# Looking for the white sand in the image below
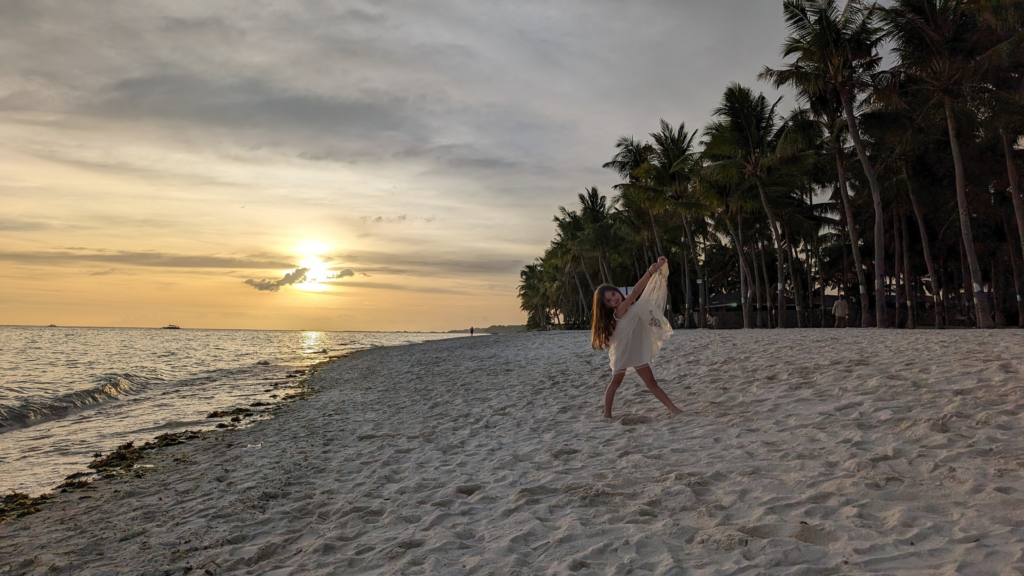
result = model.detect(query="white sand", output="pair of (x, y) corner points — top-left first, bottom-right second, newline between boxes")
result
(2, 330), (1023, 575)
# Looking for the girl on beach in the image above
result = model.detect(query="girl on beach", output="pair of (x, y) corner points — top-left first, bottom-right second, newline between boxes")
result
(591, 256), (682, 418)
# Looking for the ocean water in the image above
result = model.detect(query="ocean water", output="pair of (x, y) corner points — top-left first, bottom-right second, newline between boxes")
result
(0, 326), (462, 495)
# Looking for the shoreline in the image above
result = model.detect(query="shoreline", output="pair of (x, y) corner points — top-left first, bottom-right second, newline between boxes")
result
(0, 331), (466, 497)
(2, 330), (1023, 574)
(0, 324), (495, 333)
(0, 352), (334, 500)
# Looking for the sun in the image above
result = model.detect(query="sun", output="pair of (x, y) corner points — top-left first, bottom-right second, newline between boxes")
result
(294, 241), (333, 292)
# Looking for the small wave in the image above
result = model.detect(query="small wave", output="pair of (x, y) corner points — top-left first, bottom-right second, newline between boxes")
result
(0, 373), (157, 432)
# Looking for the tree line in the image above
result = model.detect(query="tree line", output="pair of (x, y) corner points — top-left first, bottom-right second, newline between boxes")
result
(518, 0), (1024, 330)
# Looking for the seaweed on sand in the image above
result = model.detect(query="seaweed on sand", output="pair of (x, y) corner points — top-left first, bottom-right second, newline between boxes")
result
(57, 479), (93, 492)
(141, 430), (204, 450)
(205, 408), (253, 419)
(0, 491), (53, 522)
(88, 441), (144, 471)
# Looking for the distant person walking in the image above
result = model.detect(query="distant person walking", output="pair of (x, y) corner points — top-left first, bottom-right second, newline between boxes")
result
(470, 326), (474, 336)
(591, 256), (682, 418)
(832, 296), (849, 328)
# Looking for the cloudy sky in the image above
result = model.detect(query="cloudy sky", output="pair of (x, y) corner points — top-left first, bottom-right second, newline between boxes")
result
(0, 0), (791, 331)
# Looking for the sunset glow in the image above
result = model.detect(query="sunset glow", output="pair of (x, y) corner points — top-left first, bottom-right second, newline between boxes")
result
(0, 2), (791, 331)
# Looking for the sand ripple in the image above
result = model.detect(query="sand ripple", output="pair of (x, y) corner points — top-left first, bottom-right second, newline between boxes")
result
(2, 330), (1023, 575)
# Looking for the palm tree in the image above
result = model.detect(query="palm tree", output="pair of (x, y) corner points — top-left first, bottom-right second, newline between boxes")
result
(603, 135), (665, 255)
(518, 262), (549, 330)
(974, 0), (1024, 272)
(649, 120), (703, 256)
(882, 0), (999, 327)
(518, 1), (1024, 331)
(576, 187), (618, 285)
(696, 164), (760, 327)
(604, 125), (713, 326)
(863, 91), (948, 327)
(552, 209), (596, 318)
(762, 58), (874, 328)
(704, 84), (811, 327)
(762, 0), (888, 326)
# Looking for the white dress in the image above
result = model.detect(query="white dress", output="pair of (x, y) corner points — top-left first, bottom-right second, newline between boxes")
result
(608, 265), (673, 373)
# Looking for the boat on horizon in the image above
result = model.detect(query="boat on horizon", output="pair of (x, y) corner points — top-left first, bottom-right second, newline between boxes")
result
(47, 324), (58, 327)
(162, 324), (181, 330)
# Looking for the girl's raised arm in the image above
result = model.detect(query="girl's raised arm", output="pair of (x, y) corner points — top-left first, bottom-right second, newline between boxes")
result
(615, 256), (667, 317)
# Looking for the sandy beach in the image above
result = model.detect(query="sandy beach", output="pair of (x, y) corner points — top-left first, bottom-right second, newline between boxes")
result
(2, 330), (1023, 575)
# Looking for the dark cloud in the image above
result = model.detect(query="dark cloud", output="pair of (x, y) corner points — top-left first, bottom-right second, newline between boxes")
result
(244, 268), (309, 292)
(87, 74), (422, 144)
(0, 249), (294, 269)
(0, 0), (789, 190)
(328, 269), (355, 279)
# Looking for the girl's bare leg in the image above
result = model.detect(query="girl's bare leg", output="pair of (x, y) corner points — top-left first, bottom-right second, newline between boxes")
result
(604, 371), (626, 418)
(635, 365), (683, 414)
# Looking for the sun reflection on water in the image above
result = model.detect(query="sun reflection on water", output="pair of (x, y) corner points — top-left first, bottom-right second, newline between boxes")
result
(300, 331), (329, 356)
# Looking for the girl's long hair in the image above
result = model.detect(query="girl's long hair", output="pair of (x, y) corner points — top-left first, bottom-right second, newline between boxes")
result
(591, 284), (620, 350)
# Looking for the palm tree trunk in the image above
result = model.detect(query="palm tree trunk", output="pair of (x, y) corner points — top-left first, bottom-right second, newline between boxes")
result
(742, 220), (755, 323)
(816, 236), (826, 327)
(569, 264), (588, 321)
(805, 240), (814, 327)
(902, 212), (915, 329)
(841, 93), (887, 327)
(759, 244), (775, 328)
(741, 216), (757, 325)
(940, 254), (951, 326)
(754, 179), (787, 327)
(649, 211), (664, 256)
(945, 96), (994, 328)
(681, 254), (692, 328)
(1002, 129), (1024, 263)
(753, 241), (764, 328)
(682, 217), (709, 327)
(666, 289), (677, 329)
(904, 166), (942, 328)
(993, 259), (1006, 327)
(1005, 217), (1024, 328)
(959, 236), (974, 326)
(598, 254), (613, 286)
(784, 235), (805, 328)
(836, 155), (872, 328)
(894, 211), (903, 328)
(726, 217), (751, 328)
(843, 239), (850, 301)
(700, 267), (710, 328)
(782, 223), (806, 327)
(1011, 247), (1024, 328)
(578, 256), (596, 293)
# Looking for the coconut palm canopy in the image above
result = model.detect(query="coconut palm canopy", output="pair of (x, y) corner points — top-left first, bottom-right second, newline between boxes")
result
(520, 0), (1024, 330)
